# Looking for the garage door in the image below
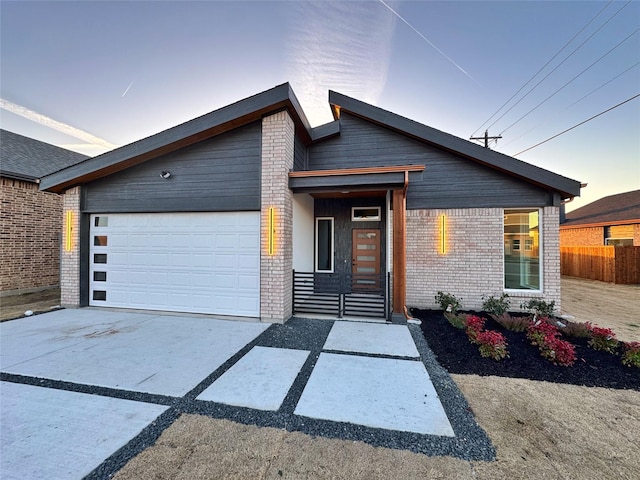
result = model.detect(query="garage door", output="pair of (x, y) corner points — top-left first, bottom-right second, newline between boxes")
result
(89, 212), (260, 317)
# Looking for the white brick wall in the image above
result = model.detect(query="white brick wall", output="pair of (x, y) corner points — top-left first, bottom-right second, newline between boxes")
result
(60, 186), (81, 307)
(260, 111), (295, 323)
(406, 206), (562, 312)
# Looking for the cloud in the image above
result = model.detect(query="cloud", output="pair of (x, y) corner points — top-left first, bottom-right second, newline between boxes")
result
(0, 98), (117, 150)
(285, 1), (398, 126)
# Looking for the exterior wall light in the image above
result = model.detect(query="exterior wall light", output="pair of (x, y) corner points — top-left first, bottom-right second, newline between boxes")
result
(440, 214), (446, 254)
(160, 170), (172, 179)
(65, 210), (73, 252)
(268, 207), (276, 255)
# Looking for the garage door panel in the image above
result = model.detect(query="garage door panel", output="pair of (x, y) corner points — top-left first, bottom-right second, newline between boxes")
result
(90, 212), (260, 317)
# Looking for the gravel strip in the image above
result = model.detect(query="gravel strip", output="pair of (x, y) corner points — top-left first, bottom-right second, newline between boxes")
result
(2, 317), (495, 479)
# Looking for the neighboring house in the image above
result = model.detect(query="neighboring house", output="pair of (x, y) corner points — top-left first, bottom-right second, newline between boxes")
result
(1, 129), (88, 295)
(560, 190), (640, 246)
(40, 83), (582, 323)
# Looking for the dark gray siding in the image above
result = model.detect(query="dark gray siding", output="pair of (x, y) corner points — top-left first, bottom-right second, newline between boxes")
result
(83, 122), (261, 212)
(294, 134), (307, 171)
(308, 113), (553, 209)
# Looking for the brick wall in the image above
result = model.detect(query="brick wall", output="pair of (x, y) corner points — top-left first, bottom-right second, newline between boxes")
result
(260, 111), (295, 323)
(0, 177), (62, 294)
(560, 226), (604, 246)
(60, 186), (81, 307)
(406, 206), (562, 311)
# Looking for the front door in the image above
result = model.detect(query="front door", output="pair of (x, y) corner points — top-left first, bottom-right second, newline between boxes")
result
(352, 229), (381, 290)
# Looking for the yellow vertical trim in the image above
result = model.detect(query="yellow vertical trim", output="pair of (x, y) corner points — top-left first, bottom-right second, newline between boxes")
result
(268, 207), (275, 255)
(440, 214), (446, 255)
(65, 210), (73, 251)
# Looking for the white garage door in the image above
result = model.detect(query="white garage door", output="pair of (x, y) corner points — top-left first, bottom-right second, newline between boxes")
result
(89, 212), (260, 317)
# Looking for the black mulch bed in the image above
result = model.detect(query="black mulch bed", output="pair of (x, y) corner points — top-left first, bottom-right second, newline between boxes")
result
(412, 309), (640, 391)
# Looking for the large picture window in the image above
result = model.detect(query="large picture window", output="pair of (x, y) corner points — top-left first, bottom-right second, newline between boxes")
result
(315, 217), (334, 272)
(504, 209), (541, 290)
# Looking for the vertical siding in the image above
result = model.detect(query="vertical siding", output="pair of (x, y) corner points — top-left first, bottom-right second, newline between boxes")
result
(83, 122), (261, 213)
(308, 113), (552, 209)
(294, 134), (307, 171)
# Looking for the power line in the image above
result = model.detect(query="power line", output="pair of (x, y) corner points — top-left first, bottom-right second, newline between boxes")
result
(471, 0), (614, 137)
(489, 0), (631, 134)
(500, 27), (639, 135)
(512, 93), (640, 156)
(501, 60), (640, 148)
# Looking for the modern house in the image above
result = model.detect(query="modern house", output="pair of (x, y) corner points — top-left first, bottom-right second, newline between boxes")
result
(1, 129), (88, 296)
(560, 190), (640, 246)
(40, 83), (582, 322)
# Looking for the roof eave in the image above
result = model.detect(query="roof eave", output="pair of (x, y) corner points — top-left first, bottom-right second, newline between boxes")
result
(1, 170), (39, 183)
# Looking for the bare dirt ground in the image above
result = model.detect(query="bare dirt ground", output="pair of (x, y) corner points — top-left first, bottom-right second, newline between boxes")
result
(561, 276), (640, 342)
(114, 376), (640, 480)
(0, 288), (61, 322)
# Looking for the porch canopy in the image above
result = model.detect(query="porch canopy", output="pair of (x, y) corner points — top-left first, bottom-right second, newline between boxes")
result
(289, 164), (425, 322)
(288, 165), (425, 194)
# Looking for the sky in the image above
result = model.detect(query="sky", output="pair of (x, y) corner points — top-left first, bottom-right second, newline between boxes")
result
(1, 0), (638, 212)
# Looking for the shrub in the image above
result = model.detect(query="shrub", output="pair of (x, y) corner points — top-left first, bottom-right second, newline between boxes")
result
(435, 291), (462, 313)
(527, 319), (576, 366)
(526, 319), (557, 347)
(492, 312), (532, 332)
(476, 330), (509, 361)
(463, 315), (508, 361)
(465, 315), (486, 344)
(521, 299), (555, 317)
(559, 320), (592, 338)
(541, 335), (577, 366)
(587, 325), (619, 354)
(481, 293), (511, 316)
(444, 312), (467, 329)
(621, 342), (640, 368)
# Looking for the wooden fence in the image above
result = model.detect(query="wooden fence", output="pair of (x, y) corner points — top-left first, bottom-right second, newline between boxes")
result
(560, 246), (640, 284)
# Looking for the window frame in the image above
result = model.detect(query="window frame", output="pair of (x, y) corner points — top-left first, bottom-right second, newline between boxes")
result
(503, 208), (543, 293)
(351, 206), (381, 222)
(315, 217), (335, 273)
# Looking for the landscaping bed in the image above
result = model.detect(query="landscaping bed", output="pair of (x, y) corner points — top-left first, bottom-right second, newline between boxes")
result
(413, 309), (640, 391)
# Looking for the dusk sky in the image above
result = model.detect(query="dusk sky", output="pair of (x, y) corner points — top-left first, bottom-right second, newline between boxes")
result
(1, 1), (638, 211)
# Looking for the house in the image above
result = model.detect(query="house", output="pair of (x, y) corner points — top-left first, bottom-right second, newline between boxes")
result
(560, 190), (640, 246)
(39, 83), (582, 322)
(1, 130), (88, 296)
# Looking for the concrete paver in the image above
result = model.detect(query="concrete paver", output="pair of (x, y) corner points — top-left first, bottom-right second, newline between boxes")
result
(294, 352), (454, 436)
(323, 321), (420, 357)
(197, 346), (310, 410)
(1, 381), (168, 480)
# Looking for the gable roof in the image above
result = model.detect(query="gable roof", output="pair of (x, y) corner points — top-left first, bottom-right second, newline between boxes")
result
(40, 83), (314, 193)
(328, 91), (582, 199)
(1, 129), (88, 182)
(561, 190), (640, 228)
(40, 83), (582, 199)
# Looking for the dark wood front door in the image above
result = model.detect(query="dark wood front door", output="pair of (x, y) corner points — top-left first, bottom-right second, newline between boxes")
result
(352, 229), (381, 290)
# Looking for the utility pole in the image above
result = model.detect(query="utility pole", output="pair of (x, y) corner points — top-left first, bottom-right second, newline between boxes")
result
(470, 130), (502, 148)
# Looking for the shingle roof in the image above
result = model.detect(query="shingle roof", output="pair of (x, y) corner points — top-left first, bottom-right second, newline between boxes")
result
(1, 129), (88, 182)
(562, 190), (640, 227)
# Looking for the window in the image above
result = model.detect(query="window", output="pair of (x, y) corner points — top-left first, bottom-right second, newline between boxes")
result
(315, 217), (334, 272)
(504, 209), (541, 290)
(352, 207), (381, 222)
(605, 225), (633, 246)
(94, 216), (108, 227)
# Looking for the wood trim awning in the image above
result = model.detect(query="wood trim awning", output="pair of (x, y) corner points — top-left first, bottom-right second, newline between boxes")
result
(289, 165), (425, 193)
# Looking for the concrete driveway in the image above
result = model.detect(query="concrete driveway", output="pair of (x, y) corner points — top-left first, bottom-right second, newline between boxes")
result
(1, 309), (492, 479)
